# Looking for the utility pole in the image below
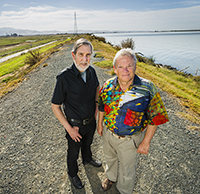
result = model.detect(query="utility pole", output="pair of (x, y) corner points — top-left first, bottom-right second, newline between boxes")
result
(74, 12), (78, 35)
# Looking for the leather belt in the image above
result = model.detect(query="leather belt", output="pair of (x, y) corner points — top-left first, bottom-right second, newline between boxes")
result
(109, 129), (133, 140)
(67, 116), (94, 125)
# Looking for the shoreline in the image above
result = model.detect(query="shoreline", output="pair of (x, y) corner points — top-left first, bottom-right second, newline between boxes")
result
(93, 29), (200, 34)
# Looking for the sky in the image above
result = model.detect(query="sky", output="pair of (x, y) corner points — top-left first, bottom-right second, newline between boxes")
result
(0, 0), (200, 32)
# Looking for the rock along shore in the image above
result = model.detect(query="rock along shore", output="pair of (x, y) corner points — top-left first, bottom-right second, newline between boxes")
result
(0, 42), (199, 194)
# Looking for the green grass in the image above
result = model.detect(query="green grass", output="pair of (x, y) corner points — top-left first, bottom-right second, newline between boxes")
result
(0, 34), (72, 58)
(0, 55), (27, 77)
(93, 60), (113, 68)
(0, 34), (69, 47)
(94, 52), (104, 58)
(0, 36), (71, 77)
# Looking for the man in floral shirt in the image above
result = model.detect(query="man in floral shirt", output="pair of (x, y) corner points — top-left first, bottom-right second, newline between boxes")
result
(97, 48), (169, 194)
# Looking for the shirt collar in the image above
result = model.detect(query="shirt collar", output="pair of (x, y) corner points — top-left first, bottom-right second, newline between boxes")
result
(112, 74), (141, 88)
(72, 63), (91, 78)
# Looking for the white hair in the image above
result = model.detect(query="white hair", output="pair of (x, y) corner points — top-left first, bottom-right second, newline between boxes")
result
(113, 48), (137, 67)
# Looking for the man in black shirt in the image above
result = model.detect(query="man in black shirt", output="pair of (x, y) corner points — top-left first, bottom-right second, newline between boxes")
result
(51, 38), (101, 189)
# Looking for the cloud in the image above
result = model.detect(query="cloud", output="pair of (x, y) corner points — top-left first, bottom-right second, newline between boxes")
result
(3, 4), (17, 7)
(0, 5), (200, 31)
(180, 1), (200, 6)
(0, 6), (72, 30)
(75, 6), (200, 31)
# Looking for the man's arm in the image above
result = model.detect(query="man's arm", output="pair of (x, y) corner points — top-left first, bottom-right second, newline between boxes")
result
(95, 86), (100, 119)
(137, 125), (157, 155)
(97, 111), (104, 136)
(51, 103), (82, 142)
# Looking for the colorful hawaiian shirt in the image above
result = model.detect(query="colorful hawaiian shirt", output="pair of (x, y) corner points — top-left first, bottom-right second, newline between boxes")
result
(98, 75), (169, 136)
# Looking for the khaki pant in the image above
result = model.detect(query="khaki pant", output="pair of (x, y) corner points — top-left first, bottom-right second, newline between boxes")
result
(103, 128), (144, 194)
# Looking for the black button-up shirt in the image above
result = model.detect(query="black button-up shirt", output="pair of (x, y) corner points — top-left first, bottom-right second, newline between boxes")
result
(51, 63), (99, 120)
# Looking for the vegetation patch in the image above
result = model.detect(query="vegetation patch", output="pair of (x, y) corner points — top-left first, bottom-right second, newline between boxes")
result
(93, 60), (113, 69)
(25, 50), (42, 66)
(0, 34), (72, 58)
(94, 52), (104, 58)
(120, 38), (135, 49)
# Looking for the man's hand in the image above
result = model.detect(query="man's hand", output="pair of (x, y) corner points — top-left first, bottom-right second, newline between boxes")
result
(137, 141), (150, 155)
(97, 125), (103, 136)
(137, 125), (157, 155)
(68, 126), (82, 142)
(51, 103), (82, 142)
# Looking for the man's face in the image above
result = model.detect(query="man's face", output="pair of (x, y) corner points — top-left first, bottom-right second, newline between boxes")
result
(114, 55), (136, 86)
(71, 45), (91, 72)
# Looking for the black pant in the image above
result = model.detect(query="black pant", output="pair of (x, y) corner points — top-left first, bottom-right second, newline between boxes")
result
(66, 119), (96, 177)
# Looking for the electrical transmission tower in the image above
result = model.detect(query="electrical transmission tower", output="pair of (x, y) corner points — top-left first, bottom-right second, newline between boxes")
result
(74, 12), (78, 35)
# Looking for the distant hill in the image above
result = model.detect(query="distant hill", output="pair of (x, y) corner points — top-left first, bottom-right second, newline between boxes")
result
(0, 27), (113, 36)
(1, 27), (199, 36)
(0, 27), (65, 36)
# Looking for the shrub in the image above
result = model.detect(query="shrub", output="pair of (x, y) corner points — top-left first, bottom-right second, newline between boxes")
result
(25, 50), (42, 66)
(136, 53), (146, 63)
(92, 35), (106, 43)
(121, 38), (135, 49)
(193, 75), (200, 83)
(147, 55), (156, 64)
(114, 44), (122, 50)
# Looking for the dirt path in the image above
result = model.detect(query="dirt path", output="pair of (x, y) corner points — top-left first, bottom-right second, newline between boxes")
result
(0, 43), (199, 194)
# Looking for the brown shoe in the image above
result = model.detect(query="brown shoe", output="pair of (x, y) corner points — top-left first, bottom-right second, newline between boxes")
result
(101, 178), (114, 192)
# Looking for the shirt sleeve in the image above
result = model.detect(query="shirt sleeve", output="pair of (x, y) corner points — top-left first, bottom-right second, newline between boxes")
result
(98, 85), (105, 112)
(91, 67), (99, 88)
(147, 92), (169, 125)
(51, 75), (67, 105)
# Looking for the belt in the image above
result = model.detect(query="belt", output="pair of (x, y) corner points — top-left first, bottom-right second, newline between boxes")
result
(109, 129), (133, 140)
(67, 116), (94, 125)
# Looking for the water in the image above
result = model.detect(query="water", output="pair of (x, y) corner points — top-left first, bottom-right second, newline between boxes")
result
(94, 32), (200, 75)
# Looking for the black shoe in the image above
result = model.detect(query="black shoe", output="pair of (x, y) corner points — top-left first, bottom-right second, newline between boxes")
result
(69, 175), (84, 189)
(84, 158), (102, 167)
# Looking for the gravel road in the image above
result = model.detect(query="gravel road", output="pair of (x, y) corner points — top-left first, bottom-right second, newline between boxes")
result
(0, 42), (199, 194)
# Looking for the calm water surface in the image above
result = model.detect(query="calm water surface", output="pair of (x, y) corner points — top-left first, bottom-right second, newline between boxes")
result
(95, 32), (200, 75)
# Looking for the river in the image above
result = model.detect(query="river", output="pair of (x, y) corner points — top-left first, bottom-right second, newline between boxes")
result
(94, 31), (200, 75)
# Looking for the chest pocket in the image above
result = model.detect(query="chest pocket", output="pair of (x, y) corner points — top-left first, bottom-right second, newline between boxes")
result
(124, 109), (144, 127)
